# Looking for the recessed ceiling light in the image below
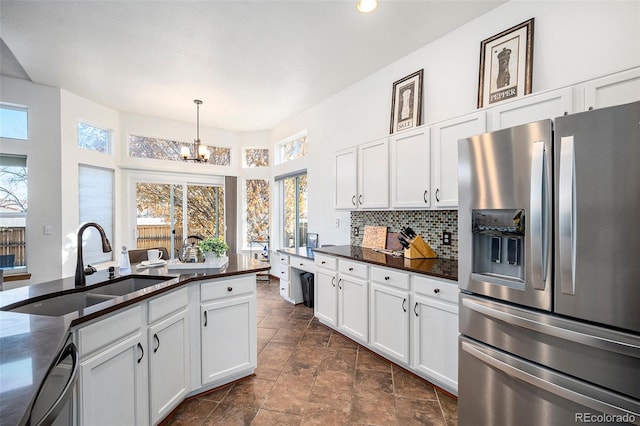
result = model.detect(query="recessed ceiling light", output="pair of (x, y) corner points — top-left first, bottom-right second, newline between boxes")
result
(356, 0), (378, 13)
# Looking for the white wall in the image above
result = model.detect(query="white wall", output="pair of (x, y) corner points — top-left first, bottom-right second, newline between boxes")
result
(0, 76), (62, 286)
(268, 0), (640, 247)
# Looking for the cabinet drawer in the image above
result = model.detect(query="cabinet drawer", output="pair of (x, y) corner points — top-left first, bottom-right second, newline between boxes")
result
(413, 275), (458, 304)
(279, 254), (290, 265)
(201, 276), (256, 302)
(279, 279), (289, 298)
(78, 305), (143, 357)
(338, 259), (368, 280)
(314, 254), (337, 270)
(148, 287), (188, 324)
(370, 266), (409, 290)
(278, 267), (290, 281)
(291, 257), (314, 272)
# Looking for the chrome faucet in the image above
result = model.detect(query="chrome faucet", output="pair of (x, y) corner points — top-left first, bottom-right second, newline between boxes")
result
(75, 222), (112, 287)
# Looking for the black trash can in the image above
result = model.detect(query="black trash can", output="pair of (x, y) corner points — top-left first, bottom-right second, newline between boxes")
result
(300, 272), (314, 308)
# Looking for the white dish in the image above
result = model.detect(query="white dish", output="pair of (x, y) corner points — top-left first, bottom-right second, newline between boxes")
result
(138, 259), (167, 268)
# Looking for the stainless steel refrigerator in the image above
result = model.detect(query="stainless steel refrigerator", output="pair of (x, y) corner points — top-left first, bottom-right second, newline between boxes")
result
(457, 101), (640, 426)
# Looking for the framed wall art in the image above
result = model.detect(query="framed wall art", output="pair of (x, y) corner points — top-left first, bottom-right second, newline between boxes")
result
(390, 69), (423, 133)
(477, 18), (534, 108)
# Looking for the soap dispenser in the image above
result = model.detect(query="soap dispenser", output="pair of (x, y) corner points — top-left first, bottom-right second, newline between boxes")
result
(119, 246), (131, 275)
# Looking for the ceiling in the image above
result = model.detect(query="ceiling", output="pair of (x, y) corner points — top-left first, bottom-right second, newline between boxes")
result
(0, 1), (504, 132)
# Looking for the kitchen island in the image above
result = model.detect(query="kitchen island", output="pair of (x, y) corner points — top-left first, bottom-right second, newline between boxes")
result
(0, 255), (269, 426)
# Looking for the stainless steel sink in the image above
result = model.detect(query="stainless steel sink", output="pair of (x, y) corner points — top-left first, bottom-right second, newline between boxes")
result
(87, 276), (171, 296)
(9, 292), (119, 316)
(7, 276), (174, 317)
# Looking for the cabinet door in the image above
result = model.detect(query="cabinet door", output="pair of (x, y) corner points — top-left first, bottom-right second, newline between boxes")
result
(390, 127), (430, 208)
(79, 333), (148, 426)
(369, 282), (410, 365)
(584, 67), (640, 111)
(334, 147), (358, 209)
(432, 112), (486, 208)
(489, 87), (574, 130)
(358, 138), (389, 209)
(412, 294), (459, 393)
(201, 294), (256, 385)
(315, 270), (338, 327)
(337, 275), (368, 343)
(149, 309), (189, 425)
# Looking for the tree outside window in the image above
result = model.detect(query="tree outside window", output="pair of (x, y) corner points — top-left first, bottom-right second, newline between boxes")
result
(246, 179), (269, 245)
(282, 174), (307, 248)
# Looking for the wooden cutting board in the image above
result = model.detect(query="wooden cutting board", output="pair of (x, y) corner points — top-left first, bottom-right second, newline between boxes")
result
(362, 225), (387, 249)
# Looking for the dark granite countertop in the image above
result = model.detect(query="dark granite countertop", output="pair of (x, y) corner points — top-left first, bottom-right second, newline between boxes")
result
(312, 245), (458, 282)
(276, 247), (316, 260)
(0, 254), (269, 426)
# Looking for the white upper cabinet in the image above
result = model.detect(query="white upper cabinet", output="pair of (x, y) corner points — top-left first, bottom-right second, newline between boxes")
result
(489, 87), (575, 131)
(583, 67), (640, 111)
(334, 147), (358, 209)
(390, 126), (430, 209)
(358, 137), (389, 209)
(431, 112), (486, 208)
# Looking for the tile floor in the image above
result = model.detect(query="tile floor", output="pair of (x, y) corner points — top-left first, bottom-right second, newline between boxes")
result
(164, 278), (458, 425)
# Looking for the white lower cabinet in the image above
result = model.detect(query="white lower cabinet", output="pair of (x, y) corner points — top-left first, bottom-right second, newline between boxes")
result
(77, 306), (148, 426)
(337, 260), (368, 344)
(411, 276), (459, 392)
(148, 310), (189, 424)
(369, 281), (410, 365)
(315, 269), (338, 327)
(75, 274), (258, 425)
(200, 276), (257, 386)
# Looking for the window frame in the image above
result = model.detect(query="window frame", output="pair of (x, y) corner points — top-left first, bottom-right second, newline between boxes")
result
(0, 103), (29, 141)
(277, 170), (307, 249)
(0, 154), (28, 275)
(77, 121), (112, 155)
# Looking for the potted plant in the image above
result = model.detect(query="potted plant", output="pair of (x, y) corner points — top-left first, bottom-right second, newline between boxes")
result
(199, 237), (229, 267)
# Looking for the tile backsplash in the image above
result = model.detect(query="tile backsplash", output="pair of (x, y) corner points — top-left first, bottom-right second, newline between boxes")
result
(351, 210), (458, 260)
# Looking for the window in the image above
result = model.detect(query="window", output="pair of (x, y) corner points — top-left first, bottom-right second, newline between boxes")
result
(243, 148), (269, 168)
(246, 179), (269, 245)
(0, 104), (28, 140)
(279, 172), (307, 248)
(78, 122), (110, 154)
(278, 134), (307, 164)
(129, 135), (231, 166)
(135, 181), (224, 255)
(78, 165), (114, 264)
(0, 155), (28, 273)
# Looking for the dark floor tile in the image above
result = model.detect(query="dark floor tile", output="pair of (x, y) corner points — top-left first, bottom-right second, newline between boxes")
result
(436, 388), (459, 426)
(198, 383), (233, 403)
(262, 375), (314, 415)
(327, 332), (359, 351)
(356, 348), (392, 373)
(220, 377), (274, 409)
(169, 396), (218, 423)
(252, 409), (302, 425)
(349, 391), (396, 425)
(202, 401), (258, 425)
(395, 396), (447, 426)
(300, 385), (352, 426)
(255, 341), (295, 380)
(392, 365), (438, 401)
(354, 368), (394, 396)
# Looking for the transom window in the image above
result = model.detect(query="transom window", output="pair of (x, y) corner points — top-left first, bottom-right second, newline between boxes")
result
(129, 135), (231, 166)
(0, 104), (28, 140)
(78, 122), (111, 154)
(243, 148), (269, 168)
(277, 134), (307, 164)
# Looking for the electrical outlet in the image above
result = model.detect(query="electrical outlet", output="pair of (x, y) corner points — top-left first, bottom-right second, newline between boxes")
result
(443, 231), (452, 245)
(353, 226), (359, 236)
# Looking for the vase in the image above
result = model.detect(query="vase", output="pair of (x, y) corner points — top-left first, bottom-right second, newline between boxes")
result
(204, 252), (228, 268)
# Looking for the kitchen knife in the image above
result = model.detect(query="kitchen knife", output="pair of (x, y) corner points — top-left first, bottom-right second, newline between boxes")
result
(405, 227), (417, 239)
(397, 236), (410, 249)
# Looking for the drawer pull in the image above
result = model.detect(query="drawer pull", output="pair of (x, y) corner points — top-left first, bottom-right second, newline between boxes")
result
(227, 286), (233, 292)
(414, 302), (419, 317)
(281, 288), (285, 291)
(348, 267), (354, 271)
(331, 277), (336, 287)
(300, 263), (304, 266)
(322, 261), (326, 264)
(402, 298), (407, 312)
(338, 279), (343, 290)
(204, 311), (208, 327)
(137, 343), (144, 363)
(281, 271), (285, 274)
(384, 276), (390, 281)
(434, 288), (440, 294)
(153, 333), (160, 353)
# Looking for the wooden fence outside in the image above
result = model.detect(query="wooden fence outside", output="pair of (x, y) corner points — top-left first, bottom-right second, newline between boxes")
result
(136, 225), (184, 255)
(0, 227), (26, 267)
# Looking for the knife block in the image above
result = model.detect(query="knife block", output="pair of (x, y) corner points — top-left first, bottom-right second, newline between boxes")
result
(404, 236), (437, 259)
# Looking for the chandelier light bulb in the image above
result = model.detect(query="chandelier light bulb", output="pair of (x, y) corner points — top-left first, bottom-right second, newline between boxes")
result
(356, 0), (378, 13)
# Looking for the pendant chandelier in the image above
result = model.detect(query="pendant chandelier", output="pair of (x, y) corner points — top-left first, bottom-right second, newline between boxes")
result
(181, 99), (210, 162)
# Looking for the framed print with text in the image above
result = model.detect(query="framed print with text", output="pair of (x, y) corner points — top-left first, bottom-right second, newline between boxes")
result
(477, 18), (534, 108)
(390, 69), (423, 133)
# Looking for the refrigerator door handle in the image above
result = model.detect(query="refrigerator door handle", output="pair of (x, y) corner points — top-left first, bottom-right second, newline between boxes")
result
(462, 297), (640, 358)
(530, 141), (550, 290)
(559, 136), (577, 295)
(461, 340), (640, 423)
